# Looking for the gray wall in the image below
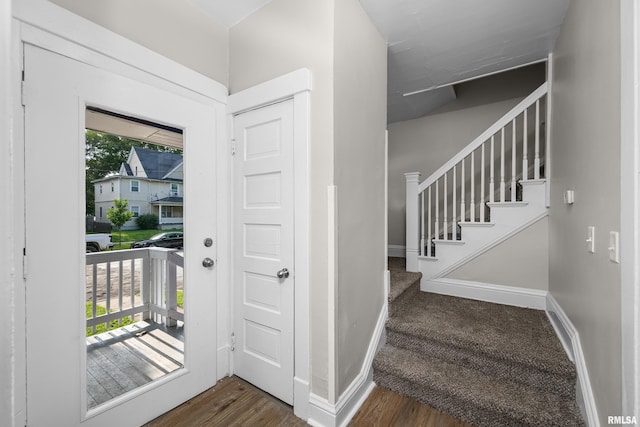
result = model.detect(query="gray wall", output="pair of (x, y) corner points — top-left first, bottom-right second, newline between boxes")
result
(49, 0), (229, 85)
(387, 65), (545, 247)
(333, 0), (386, 396)
(446, 217), (548, 290)
(230, 0), (335, 398)
(549, 0), (622, 421)
(230, 0), (387, 399)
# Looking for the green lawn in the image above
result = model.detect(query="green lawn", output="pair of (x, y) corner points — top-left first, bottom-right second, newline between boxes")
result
(86, 302), (133, 336)
(86, 292), (183, 337)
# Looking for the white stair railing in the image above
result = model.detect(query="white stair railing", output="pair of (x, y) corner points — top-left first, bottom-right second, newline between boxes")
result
(405, 83), (548, 270)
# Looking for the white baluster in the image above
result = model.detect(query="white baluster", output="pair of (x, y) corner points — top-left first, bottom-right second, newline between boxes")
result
(523, 108), (528, 180)
(461, 158), (466, 222)
(511, 118), (517, 201)
(118, 260), (124, 316)
(453, 164), (457, 240)
(500, 128), (506, 202)
(490, 135), (495, 203)
(443, 171), (448, 240)
(435, 179), (440, 240)
(106, 262), (111, 316)
(480, 143), (485, 222)
(130, 259), (135, 309)
(420, 192), (425, 256)
(535, 99), (541, 179)
(470, 151), (475, 222)
(428, 186), (432, 256)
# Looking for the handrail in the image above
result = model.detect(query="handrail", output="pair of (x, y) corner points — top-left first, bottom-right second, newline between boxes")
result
(418, 82), (547, 193)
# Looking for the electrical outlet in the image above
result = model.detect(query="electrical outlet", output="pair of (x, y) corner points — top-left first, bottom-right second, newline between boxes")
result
(586, 226), (595, 253)
(609, 231), (620, 263)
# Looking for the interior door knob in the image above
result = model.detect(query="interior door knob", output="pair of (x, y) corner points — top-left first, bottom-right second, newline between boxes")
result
(276, 268), (289, 279)
(202, 257), (214, 268)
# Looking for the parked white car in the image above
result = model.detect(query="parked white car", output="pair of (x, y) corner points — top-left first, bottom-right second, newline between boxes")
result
(86, 233), (114, 252)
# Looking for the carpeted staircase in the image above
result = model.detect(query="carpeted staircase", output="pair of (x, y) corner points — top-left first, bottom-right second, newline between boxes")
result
(373, 258), (585, 427)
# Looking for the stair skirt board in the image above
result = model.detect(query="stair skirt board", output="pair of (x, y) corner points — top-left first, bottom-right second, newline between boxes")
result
(308, 298), (388, 427)
(418, 211), (549, 281)
(546, 294), (599, 427)
(422, 278), (548, 310)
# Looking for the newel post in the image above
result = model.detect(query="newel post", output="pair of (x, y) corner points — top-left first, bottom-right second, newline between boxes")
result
(405, 172), (421, 272)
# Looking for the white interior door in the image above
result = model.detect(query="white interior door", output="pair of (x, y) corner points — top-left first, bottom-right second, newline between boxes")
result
(24, 44), (219, 426)
(233, 100), (295, 404)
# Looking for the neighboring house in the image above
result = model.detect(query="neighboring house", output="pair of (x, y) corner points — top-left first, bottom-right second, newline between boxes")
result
(93, 146), (184, 229)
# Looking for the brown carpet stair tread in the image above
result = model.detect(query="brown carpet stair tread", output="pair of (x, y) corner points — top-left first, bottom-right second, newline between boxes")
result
(374, 346), (584, 427)
(386, 292), (574, 378)
(376, 257), (584, 426)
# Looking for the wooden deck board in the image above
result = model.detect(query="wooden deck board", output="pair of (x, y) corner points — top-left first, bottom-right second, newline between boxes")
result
(86, 322), (184, 409)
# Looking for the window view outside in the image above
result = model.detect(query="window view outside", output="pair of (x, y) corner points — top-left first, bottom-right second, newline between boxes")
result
(84, 124), (186, 409)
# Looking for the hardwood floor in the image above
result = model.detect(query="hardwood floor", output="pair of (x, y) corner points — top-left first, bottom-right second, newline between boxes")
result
(145, 376), (475, 427)
(145, 376), (306, 427)
(350, 386), (475, 427)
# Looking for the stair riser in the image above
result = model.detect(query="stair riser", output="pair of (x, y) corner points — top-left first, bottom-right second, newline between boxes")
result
(388, 280), (420, 317)
(521, 181), (546, 203)
(374, 369), (558, 427)
(386, 329), (576, 399)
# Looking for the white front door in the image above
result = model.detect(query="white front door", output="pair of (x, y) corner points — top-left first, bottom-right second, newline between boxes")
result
(24, 44), (219, 426)
(233, 100), (295, 404)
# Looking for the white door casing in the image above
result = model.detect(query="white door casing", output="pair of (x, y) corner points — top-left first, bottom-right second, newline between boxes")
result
(24, 44), (219, 426)
(233, 99), (295, 404)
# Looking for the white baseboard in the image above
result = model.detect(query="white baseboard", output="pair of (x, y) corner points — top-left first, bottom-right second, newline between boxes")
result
(423, 278), (548, 310)
(294, 377), (311, 420)
(307, 299), (387, 427)
(545, 294), (599, 427)
(388, 245), (405, 258)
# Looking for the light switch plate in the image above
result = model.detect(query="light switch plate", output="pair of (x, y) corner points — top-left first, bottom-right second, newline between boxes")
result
(586, 226), (595, 253)
(609, 231), (620, 263)
(563, 190), (574, 204)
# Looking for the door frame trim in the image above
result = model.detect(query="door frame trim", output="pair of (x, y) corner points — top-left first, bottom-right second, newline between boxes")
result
(620, 0), (640, 418)
(228, 68), (312, 420)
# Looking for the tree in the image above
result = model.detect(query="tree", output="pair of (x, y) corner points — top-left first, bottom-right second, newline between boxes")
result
(107, 198), (135, 245)
(85, 130), (182, 215)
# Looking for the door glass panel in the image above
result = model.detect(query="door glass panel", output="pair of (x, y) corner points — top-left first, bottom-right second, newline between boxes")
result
(84, 108), (185, 409)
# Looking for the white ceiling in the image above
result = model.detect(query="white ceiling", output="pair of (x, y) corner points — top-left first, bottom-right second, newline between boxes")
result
(189, 0), (570, 123)
(359, 0), (571, 122)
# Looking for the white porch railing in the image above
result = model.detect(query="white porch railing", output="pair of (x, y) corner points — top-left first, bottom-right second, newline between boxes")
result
(85, 247), (183, 334)
(405, 83), (548, 272)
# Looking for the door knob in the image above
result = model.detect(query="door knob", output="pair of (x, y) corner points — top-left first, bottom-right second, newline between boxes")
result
(202, 257), (214, 268)
(276, 268), (290, 279)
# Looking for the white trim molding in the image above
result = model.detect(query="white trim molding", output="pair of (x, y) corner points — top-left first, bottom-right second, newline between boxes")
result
(227, 68), (312, 420)
(308, 300), (386, 427)
(620, 0), (640, 419)
(423, 278), (548, 310)
(388, 244), (406, 258)
(545, 294), (599, 427)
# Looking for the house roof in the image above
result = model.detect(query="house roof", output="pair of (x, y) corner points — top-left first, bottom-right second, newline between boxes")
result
(132, 147), (183, 180)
